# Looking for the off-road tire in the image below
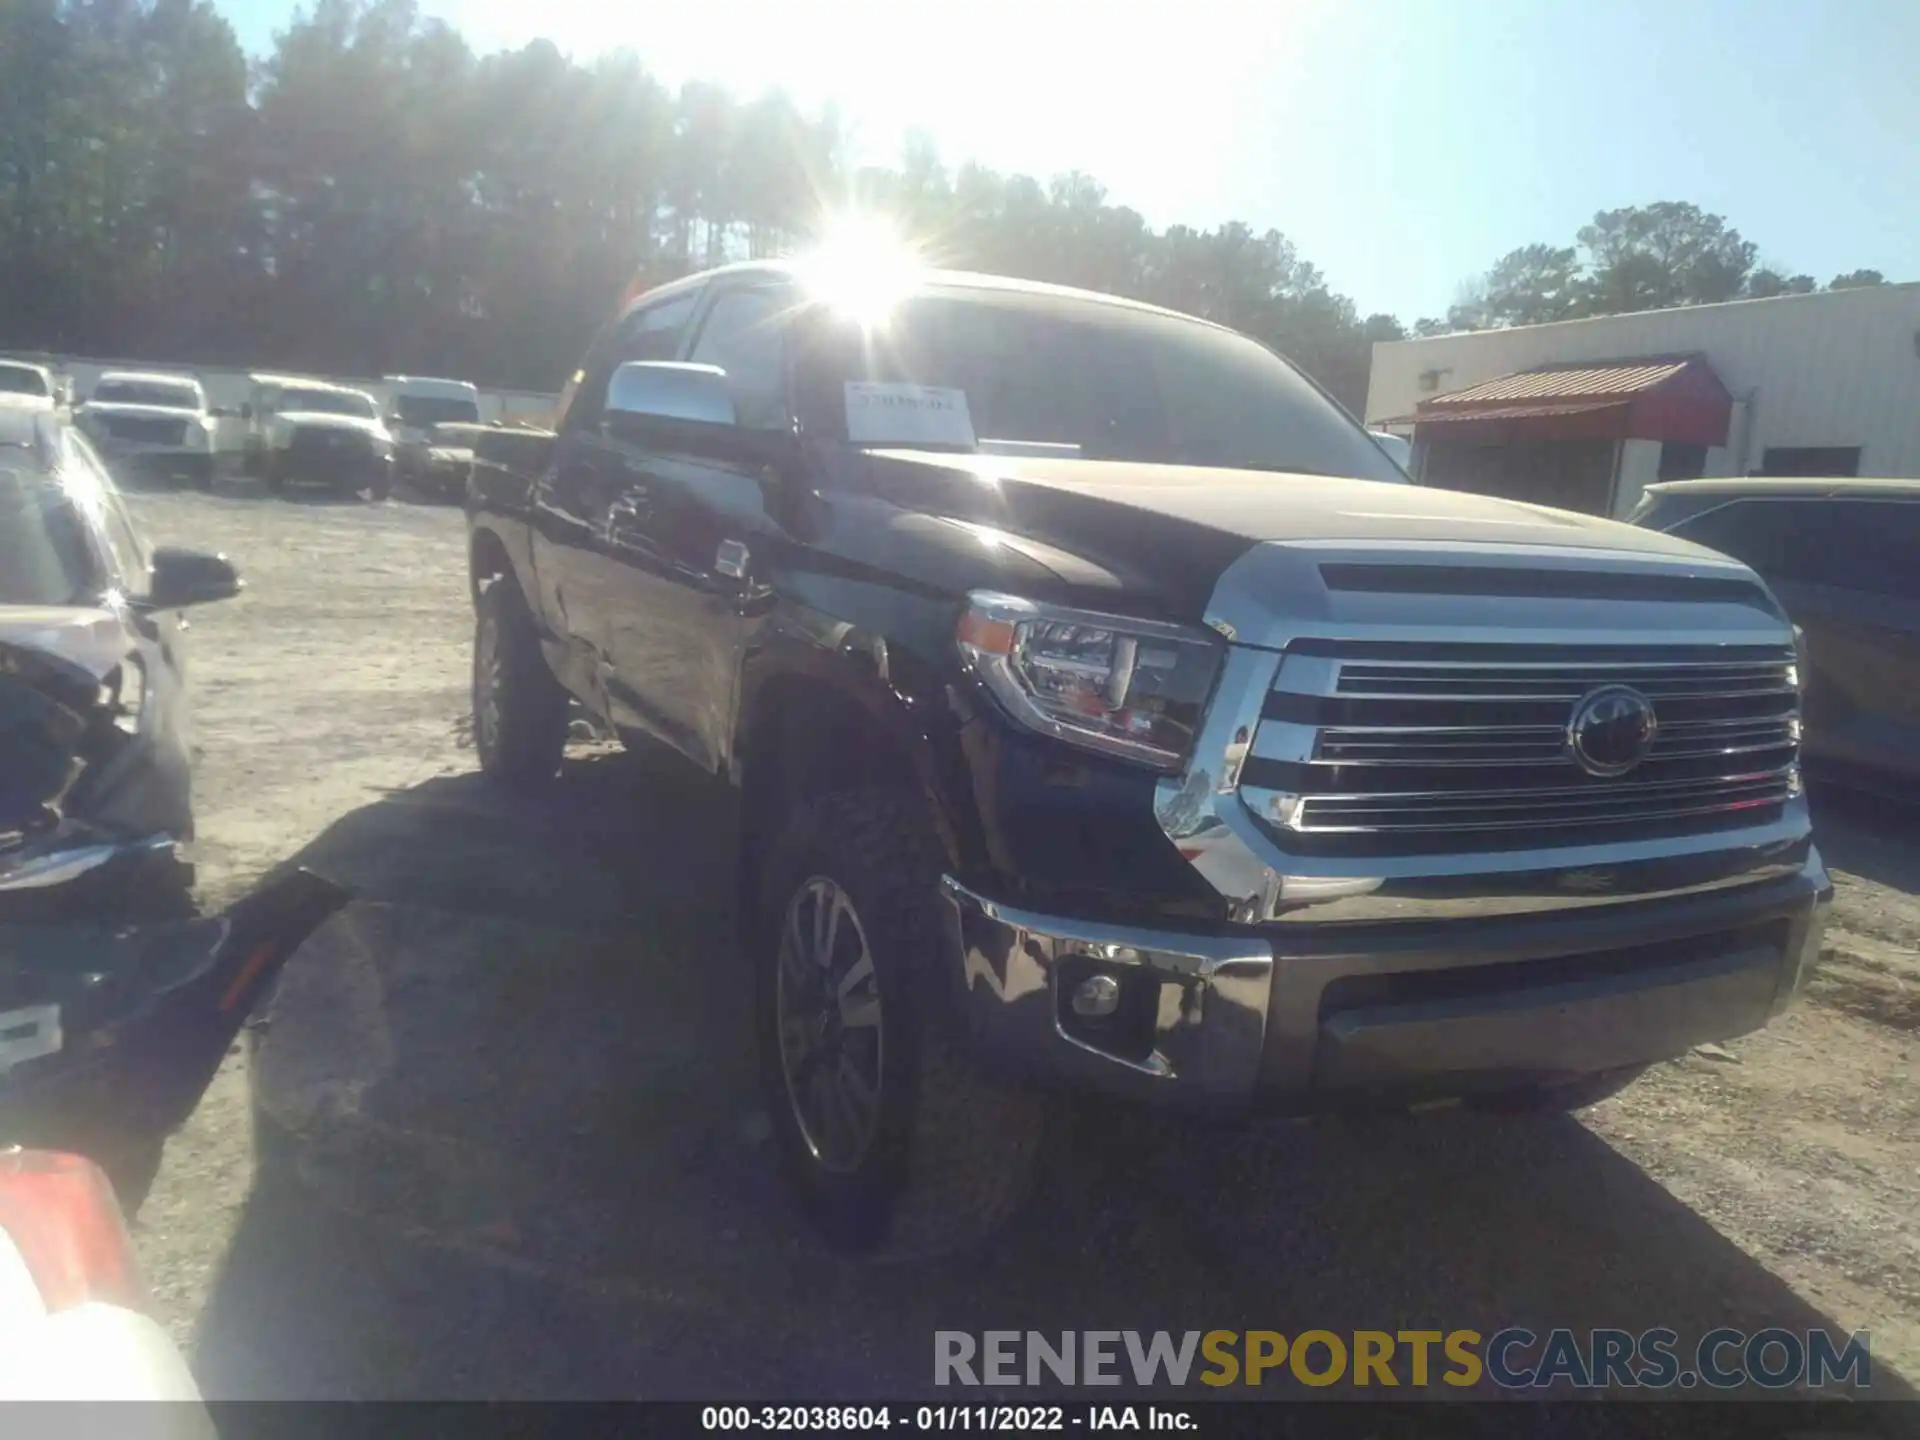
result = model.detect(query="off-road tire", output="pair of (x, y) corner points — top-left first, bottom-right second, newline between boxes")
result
(473, 576), (568, 789)
(755, 789), (1045, 1259)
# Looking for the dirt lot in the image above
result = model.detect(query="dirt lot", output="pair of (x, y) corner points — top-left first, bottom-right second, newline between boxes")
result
(117, 481), (1919, 1408)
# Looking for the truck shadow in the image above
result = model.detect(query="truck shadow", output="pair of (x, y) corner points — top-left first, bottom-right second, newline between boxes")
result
(189, 748), (1914, 1408)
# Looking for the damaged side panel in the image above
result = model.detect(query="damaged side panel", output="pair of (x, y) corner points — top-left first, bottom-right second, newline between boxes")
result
(0, 632), (193, 917)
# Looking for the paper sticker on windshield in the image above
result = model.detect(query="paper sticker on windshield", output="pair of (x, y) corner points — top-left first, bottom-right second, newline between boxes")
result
(844, 383), (975, 448)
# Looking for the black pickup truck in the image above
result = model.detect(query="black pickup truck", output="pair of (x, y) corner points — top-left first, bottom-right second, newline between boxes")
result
(465, 261), (1831, 1256)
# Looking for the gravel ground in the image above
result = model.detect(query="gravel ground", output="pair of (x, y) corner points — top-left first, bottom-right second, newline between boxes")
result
(118, 480), (1919, 1408)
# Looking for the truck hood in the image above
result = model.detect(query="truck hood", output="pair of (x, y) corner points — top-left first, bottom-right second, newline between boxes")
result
(854, 451), (1727, 620)
(277, 412), (385, 437)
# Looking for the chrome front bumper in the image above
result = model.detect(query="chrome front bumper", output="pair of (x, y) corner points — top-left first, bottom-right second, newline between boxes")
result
(941, 852), (1831, 1108)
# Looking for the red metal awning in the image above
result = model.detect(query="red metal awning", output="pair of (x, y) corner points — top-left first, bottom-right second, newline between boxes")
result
(1385, 355), (1732, 446)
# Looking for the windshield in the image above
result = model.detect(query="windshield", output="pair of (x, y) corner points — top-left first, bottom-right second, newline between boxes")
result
(395, 395), (478, 427)
(0, 464), (98, 605)
(0, 365), (49, 397)
(92, 379), (200, 410)
(796, 286), (1404, 482)
(280, 388), (376, 418)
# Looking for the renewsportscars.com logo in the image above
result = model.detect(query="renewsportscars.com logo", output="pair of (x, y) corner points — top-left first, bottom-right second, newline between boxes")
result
(934, 1328), (1873, 1391)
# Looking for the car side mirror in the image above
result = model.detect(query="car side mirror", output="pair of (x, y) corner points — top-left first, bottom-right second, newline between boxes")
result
(143, 546), (242, 610)
(238, 402), (253, 421)
(604, 362), (737, 431)
(209, 406), (235, 419)
(386, 411), (404, 426)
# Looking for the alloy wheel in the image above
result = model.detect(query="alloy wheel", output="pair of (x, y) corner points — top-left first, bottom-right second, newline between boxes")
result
(775, 876), (884, 1174)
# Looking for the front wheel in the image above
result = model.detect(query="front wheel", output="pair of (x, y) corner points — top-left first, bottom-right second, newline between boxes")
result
(756, 790), (1044, 1259)
(473, 577), (569, 788)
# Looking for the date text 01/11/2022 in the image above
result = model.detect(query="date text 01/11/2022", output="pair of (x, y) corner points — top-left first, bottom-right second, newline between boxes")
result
(700, 1406), (1196, 1431)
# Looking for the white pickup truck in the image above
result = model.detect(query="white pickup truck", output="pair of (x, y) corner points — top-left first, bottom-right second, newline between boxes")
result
(75, 371), (220, 488)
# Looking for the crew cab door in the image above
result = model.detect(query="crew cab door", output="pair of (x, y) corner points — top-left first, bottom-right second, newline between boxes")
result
(597, 281), (794, 773)
(530, 288), (702, 712)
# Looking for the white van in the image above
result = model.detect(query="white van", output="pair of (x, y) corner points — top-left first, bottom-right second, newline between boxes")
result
(381, 376), (481, 496)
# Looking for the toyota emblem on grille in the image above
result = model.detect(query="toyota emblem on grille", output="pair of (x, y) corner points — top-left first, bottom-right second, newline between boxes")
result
(1566, 685), (1658, 777)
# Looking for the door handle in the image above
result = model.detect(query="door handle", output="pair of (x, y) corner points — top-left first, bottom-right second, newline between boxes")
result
(602, 496), (644, 544)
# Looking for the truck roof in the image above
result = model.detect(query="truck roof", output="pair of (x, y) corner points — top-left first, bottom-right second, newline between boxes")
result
(255, 374), (369, 398)
(1645, 477), (1920, 500)
(97, 369), (202, 391)
(383, 375), (479, 396)
(629, 260), (1233, 333)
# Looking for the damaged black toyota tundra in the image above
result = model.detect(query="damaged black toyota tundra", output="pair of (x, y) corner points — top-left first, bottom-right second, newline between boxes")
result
(465, 260), (1832, 1255)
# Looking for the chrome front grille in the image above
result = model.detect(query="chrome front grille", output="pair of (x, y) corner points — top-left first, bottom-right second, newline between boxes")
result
(1239, 640), (1801, 856)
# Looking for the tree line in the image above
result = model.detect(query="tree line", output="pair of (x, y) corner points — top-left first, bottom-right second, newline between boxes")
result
(0, 0), (1897, 411)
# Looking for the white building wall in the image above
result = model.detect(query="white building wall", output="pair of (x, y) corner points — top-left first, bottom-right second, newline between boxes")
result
(1613, 439), (1663, 518)
(1367, 282), (1920, 478)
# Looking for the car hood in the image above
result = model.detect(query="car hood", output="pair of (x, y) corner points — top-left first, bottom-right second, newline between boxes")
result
(853, 451), (1729, 619)
(81, 403), (204, 421)
(276, 412), (385, 437)
(0, 393), (54, 412)
(0, 607), (127, 684)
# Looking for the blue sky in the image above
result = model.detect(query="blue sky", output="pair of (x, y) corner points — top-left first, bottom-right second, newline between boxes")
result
(222, 0), (1918, 323)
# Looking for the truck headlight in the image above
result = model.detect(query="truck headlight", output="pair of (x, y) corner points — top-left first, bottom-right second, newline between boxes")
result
(956, 592), (1224, 770)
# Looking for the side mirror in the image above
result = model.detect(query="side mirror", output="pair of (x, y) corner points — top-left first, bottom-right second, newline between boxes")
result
(386, 412), (404, 426)
(143, 546), (241, 610)
(209, 406), (236, 419)
(604, 362), (736, 430)
(238, 402), (253, 421)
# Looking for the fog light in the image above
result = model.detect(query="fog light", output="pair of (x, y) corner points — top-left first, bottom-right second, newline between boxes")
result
(1070, 973), (1122, 1018)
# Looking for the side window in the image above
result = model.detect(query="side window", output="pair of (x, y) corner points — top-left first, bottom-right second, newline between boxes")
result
(1674, 500), (1793, 578)
(63, 431), (146, 584)
(687, 286), (792, 432)
(617, 291), (701, 364)
(1812, 501), (1920, 599)
(566, 290), (704, 434)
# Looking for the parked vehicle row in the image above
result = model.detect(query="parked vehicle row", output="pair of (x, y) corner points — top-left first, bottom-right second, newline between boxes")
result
(465, 258), (1831, 1255)
(2, 360), (490, 501)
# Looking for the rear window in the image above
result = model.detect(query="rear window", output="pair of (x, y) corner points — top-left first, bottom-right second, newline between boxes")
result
(0, 462), (100, 606)
(793, 286), (1403, 483)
